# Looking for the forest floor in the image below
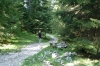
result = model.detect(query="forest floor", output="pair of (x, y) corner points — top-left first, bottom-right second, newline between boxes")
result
(0, 34), (58, 66)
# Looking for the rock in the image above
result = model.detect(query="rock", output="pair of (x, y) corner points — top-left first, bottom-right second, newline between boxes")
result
(56, 42), (67, 49)
(64, 52), (77, 57)
(50, 42), (56, 48)
(55, 57), (62, 62)
(44, 50), (52, 56)
(71, 52), (77, 56)
(66, 63), (74, 66)
(64, 52), (72, 57)
(52, 51), (59, 58)
(43, 60), (53, 66)
(65, 56), (72, 62)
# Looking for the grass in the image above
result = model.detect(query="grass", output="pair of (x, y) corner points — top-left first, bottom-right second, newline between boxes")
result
(0, 31), (50, 54)
(22, 42), (100, 66)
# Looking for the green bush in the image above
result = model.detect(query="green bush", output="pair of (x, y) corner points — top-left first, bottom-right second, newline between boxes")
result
(93, 37), (100, 54)
(74, 39), (96, 54)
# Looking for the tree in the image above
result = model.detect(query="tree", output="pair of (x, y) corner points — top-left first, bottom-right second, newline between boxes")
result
(56, 0), (100, 40)
(0, 0), (23, 44)
(22, 0), (52, 35)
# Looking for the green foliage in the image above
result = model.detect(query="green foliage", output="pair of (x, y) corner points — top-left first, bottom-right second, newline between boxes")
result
(50, 13), (65, 34)
(0, 31), (50, 54)
(0, 0), (22, 44)
(0, 0), (53, 45)
(93, 37), (100, 54)
(22, 43), (100, 66)
(77, 0), (90, 5)
(22, 0), (52, 33)
(56, 0), (100, 40)
(0, 31), (38, 54)
(75, 39), (96, 55)
(22, 46), (75, 66)
(90, 18), (100, 28)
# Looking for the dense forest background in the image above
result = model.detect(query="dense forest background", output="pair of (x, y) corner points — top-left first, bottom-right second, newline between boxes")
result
(0, 0), (52, 44)
(0, 0), (100, 55)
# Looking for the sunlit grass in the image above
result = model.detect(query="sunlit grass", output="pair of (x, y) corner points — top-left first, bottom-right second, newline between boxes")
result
(0, 44), (17, 49)
(72, 58), (100, 66)
(0, 31), (50, 54)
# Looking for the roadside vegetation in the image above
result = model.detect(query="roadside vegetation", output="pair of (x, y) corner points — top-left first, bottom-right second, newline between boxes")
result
(0, 31), (50, 54)
(22, 41), (100, 66)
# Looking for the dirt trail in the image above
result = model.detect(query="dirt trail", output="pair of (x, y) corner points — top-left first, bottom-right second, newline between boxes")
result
(0, 34), (58, 66)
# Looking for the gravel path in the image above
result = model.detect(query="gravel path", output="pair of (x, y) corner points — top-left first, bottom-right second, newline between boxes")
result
(0, 34), (58, 66)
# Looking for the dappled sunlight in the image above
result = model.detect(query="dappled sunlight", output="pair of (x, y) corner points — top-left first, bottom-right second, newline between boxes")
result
(0, 44), (17, 50)
(66, 5), (82, 12)
(59, 22), (65, 27)
(20, 40), (33, 42)
(22, 45), (41, 51)
(13, 40), (33, 43)
(20, 43), (49, 56)
(73, 58), (100, 66)
(22, 43), (100, 66)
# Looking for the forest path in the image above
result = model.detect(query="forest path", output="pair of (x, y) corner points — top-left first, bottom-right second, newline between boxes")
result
(0, 34), (58, 66)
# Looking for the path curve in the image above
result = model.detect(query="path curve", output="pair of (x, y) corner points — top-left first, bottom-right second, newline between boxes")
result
(0, 34), (58, 66)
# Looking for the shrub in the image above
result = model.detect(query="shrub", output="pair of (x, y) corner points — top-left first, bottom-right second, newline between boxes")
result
(75, 39), (95, 54)
(93, 37), (100, 54)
